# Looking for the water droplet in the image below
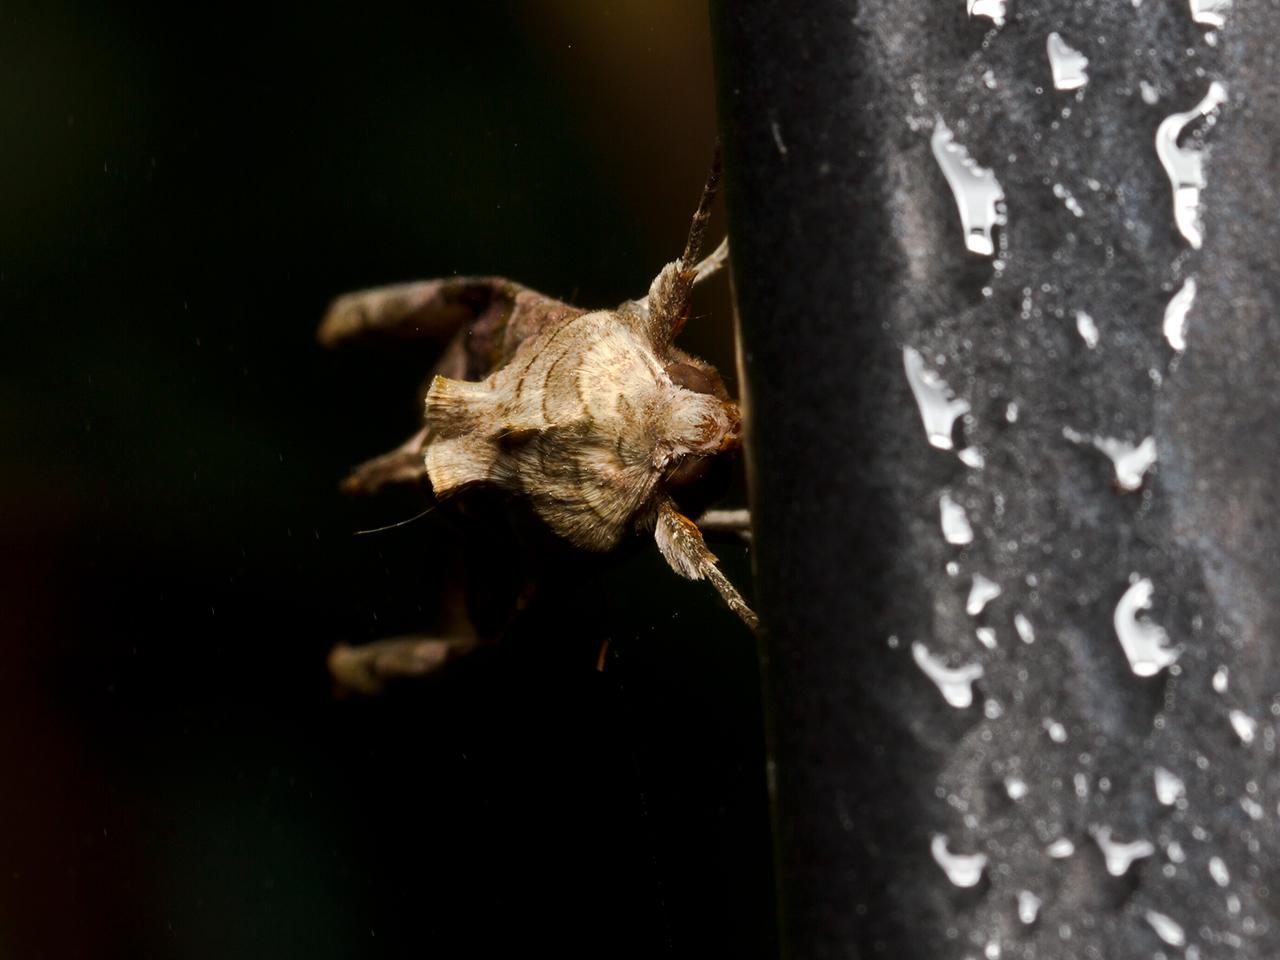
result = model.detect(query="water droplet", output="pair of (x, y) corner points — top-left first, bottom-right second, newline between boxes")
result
(1046, 33), (1089, 91)
(1145, 910), (1186, 948)
(1189, 0), (1231, 28)
(1229, 708), (1257, 744)
(1017, 890), (1041, 924)
(931, 118), (1006, 256)
(1014, 612), (1036, 644)
(1046, 837), (1075, 858)
(1140, 80), (1160, 105)
(1213, 665), (1229, 693)
(976, 627), (997, 649)
(1101, 437), (1158, 490)
(1005, 776), (1028, 800)
(770, 120), (788, 157)
(940, 492), (975, 545)
(1092, 826), (1154, 876)
(1075, 310), (1099, 348)
(1044, 718), (1068, 743)
(1209, 856), (1230, 887)
(984, 698), (1004, 719)
(1227, 893), (1242, 915)
(958, 446), (986, 468)
(1155, 81), (1229, 249)
(1074, 772), (1090, 799)
(1052, 182), (1085, 217)
(1167, 840), (1186, 864)
(1240, 795), (1264, 819)
(931, 833), (988, 886)
(913, 642), (984, 708)
(967, 0), (1006, 27)
(1163, 277), (1196, 351)
(1062, 427), (1158, 490)
(903, 346), (971, 450)
(1005, 401), (1019, 422)
(1114, 577), (1179, 676)
(1154, 767), (1185, 805)
(967, 574), (1002, 615)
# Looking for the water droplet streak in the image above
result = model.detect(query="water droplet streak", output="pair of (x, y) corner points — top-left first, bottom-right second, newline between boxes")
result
(1145, 910), (1186, 948)
(967, 0), (1006, 27)
(931, 118), (1006, 256)
(1092, 826), (1155, 876)
(967, 574), (1001, 615)
(1075, 310), (1099, 348)
(1154, 767), (1185, 805)
(1046, 837), (1075, 858)
(903, 346), (970, 450)
(1155, 81), (1228, 250)
(1190, 0), (1231, 28)
(1163, 277), (1196, 351)
(931, 833), (988, 886)
(1014, 612), (1035, 644)
(1063, 427), (1157, 491)
(1209, 856), (1230, 887)
(1017, 890), (1041, 924)
(1046, 33), (1089, 91)
(940, 492), (975, 545)
(1113, 577), (1179, 676)
(1229, 709), (1257, 744)
(913, 642), (984, 708)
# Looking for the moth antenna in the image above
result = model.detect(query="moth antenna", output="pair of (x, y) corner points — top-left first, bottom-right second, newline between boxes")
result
(353, 504), (436, 536)
(680, 140), (722, 271)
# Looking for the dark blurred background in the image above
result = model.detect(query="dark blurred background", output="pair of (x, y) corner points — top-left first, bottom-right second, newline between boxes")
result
(0, 3), (773, 957)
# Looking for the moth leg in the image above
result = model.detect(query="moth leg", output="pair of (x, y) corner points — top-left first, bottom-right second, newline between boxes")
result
(318, 276), (522, 349)
(696, 507), (752, 541)
(654, 498), (759, 631)
(328, 635), (480, 696)
(340, 427), (430, 497)
(691, 236), (729, 286)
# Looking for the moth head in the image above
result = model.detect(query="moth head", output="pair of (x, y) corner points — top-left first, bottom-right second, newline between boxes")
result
(653, 387), (741, 487)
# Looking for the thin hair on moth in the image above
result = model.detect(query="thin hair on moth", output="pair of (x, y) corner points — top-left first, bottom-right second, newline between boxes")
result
(319, 147), (755, 690)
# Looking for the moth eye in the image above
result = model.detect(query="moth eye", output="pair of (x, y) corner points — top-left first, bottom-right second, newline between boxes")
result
(664, 453), (711, 489)
(665, 361), (724, 397)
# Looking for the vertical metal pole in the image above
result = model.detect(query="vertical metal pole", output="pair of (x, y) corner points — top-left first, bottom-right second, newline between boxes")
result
(713, 1), (1280, 957)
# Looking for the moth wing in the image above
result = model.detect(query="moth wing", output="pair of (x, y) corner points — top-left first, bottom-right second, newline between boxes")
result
(324, 278), (583, 500)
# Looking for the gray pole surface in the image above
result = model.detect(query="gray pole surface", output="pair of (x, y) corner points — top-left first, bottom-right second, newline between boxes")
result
(713, 1), (1280, 957)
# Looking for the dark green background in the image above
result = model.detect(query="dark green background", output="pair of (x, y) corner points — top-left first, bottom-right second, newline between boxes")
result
(0, 3), (773, 956)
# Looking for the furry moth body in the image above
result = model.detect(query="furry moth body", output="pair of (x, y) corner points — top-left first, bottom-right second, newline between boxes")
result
(321, 149), (757, 631)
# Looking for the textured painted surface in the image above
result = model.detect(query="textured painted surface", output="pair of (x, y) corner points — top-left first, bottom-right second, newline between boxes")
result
(713, 1), (1280, 957)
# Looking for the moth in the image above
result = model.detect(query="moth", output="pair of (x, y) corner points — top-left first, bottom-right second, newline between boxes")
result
(321, 149), (755, 691)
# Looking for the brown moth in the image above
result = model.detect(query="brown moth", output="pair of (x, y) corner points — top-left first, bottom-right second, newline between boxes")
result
(320, 150), (754, 689)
